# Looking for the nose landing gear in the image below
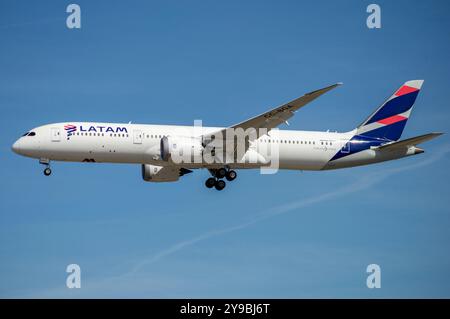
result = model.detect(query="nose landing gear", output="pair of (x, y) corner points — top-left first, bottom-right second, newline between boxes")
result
(205, 168), (237, 191)
(43, 167), (52, 176)
(40, 158), (51, 176)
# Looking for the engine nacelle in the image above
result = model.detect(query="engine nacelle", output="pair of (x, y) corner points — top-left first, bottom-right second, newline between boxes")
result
(141, 164), (179, 182)
(160, 136), (203, 164)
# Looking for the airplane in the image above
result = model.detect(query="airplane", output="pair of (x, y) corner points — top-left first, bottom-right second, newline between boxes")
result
(11, 80), (442, 191)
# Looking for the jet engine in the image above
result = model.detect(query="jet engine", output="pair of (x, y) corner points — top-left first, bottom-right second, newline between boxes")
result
(141, 164), (179, 182)
(160, 136), (203, 164)
(141, 164), (193, 182)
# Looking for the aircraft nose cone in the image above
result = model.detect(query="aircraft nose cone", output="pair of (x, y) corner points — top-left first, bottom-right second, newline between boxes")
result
(12, 140), (21, 154)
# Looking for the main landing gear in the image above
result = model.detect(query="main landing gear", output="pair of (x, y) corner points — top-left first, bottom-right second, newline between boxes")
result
(205, 168), (237, 191)
(40, 158), (52, 176)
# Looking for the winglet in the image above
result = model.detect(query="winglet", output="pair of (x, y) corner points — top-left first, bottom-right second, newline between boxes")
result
(304, 82), (342, 97)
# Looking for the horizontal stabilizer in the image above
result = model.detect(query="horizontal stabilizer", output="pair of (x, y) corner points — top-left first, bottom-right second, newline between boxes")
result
(376, 132), (443, 151)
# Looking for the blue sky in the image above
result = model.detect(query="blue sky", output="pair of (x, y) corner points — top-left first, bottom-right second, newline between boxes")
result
(1, 0), (450, 298)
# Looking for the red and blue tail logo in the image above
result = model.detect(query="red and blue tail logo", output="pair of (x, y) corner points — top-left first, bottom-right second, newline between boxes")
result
(329, 80), (424, 162)
(356, 80), (423, 141)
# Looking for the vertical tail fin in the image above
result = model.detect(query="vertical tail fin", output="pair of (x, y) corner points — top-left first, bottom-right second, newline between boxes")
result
(356, 80), (424, 141)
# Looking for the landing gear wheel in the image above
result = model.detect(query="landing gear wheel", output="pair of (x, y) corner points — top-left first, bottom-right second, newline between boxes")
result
(225, 170), (237, 181)
(43, 167), (52, 176)
(216, 168), (227, 179)
(205, 177), (216, 188)
(215, 179), (226, 191)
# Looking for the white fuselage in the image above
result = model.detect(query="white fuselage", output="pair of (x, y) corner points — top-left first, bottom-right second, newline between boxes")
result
(12, 122), (418, 172)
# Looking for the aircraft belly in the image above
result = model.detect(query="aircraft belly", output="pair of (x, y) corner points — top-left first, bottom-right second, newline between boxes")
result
(46, 140), (145, 163)
(277, 145), (333, 170)
(323, 148), (411, 170)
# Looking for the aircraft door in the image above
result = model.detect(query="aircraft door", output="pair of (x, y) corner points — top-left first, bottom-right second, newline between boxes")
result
(51, 127), (61, 142)
(133, 130), (143, 144)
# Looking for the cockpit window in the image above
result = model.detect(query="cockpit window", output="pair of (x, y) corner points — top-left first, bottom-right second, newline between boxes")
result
(28, 132), (36, 136)
(22, 132), (29, 136)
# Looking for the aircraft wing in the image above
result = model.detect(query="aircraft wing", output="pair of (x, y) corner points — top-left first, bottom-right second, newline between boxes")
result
(226, 82), (342, 132)
(202, 83), (342, 154)
(376, 132), (443, 151)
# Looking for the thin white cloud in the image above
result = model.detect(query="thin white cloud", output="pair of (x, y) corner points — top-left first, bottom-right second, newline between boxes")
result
(20, 143), (450, 297)
(128, 143), (450, 275)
